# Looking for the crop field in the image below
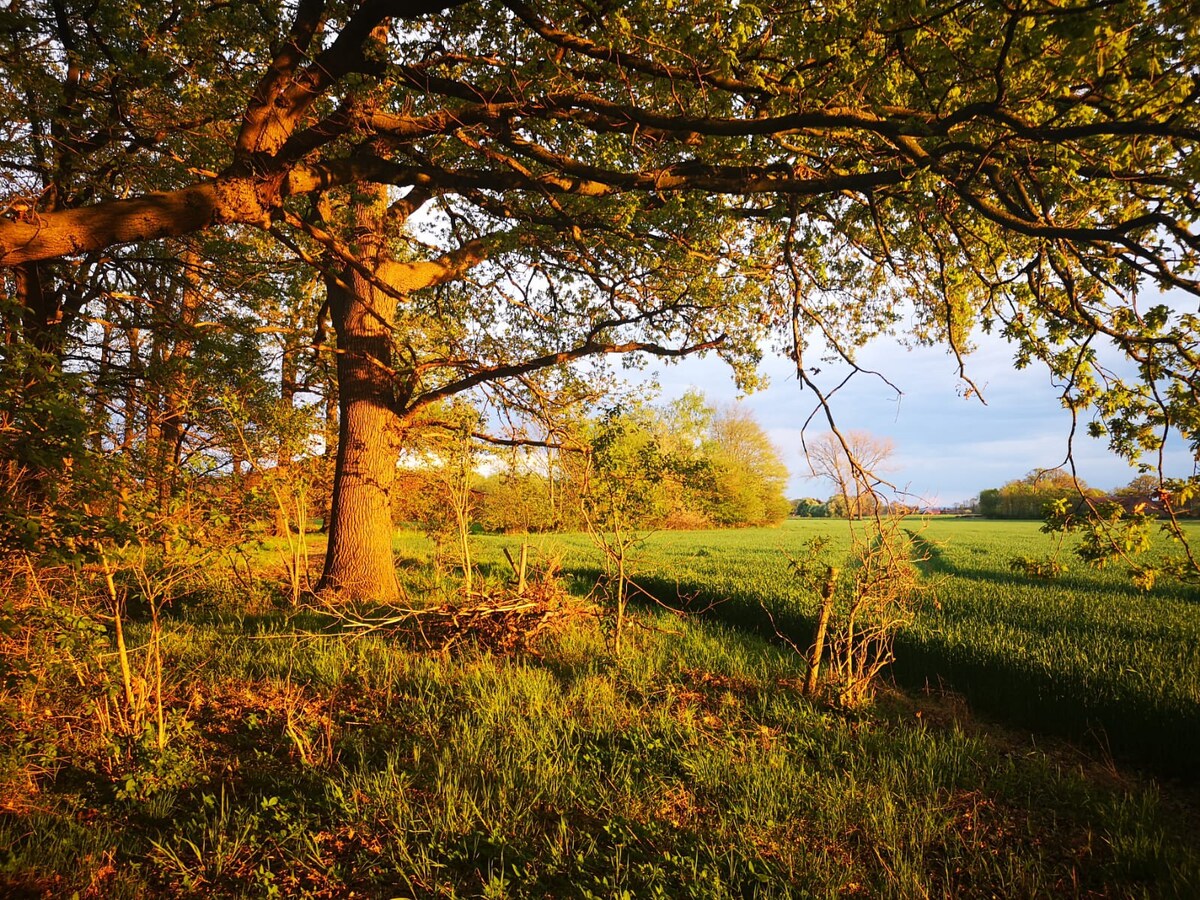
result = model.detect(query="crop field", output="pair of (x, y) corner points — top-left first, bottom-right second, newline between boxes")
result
(463, 518), (1200, 776)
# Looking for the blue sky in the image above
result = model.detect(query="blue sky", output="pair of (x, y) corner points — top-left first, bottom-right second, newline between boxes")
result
(642, 331), (1195, 506)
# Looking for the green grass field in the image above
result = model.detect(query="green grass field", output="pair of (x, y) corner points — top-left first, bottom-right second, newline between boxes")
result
(468, 518), (1200, 777)
(3, 518), (1199, 896)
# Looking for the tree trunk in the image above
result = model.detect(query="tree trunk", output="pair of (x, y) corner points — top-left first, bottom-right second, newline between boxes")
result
(154, 249), (202, 511)
(319, 369), (338, 534)
(317, 187), (402, 602)
(319, 366), (402, 601)
(121, 325), (142, 453)
(3, 264), (60, 503)
(314, 167), (484, 600)
(91, 306), (116, 452)
(272, 306), (301, 537)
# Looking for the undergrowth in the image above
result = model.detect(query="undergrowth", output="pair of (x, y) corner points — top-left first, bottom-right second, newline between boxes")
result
(1, 535), (1199, 897)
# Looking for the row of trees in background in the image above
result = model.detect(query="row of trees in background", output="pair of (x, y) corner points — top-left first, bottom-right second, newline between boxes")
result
(979, 471), (1200, 520)
(392, 391), (791, 537)
(791, 496), (920, 519)
(791, 465), (1199, 523)
(978, 470), (1103, 519)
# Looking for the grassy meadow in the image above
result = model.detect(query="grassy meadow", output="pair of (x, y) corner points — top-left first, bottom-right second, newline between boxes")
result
(2, 518), (1200, 897)
(493, 518), (1200, 777)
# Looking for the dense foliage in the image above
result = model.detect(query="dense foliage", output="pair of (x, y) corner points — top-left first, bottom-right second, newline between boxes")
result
(1, 0), (1198, 592)
(393, 392), (791, 534)
(977, 468), (1103, 519)
(574, 395), (791, 530)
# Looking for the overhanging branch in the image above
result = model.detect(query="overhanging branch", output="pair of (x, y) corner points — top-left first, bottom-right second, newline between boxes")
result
(407, 335), (726, 414)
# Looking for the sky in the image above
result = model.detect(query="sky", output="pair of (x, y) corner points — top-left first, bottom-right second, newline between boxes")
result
(640, 330), (1196, 507)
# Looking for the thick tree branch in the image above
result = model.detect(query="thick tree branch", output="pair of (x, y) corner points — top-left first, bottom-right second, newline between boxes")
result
(234, 0), (327, 163)
(378, 238), (491, 292)
(232, 0), (475, 167)
(0, 181), (270, 265)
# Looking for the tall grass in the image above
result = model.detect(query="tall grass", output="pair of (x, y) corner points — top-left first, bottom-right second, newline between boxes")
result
(5, 598), (1197, 896)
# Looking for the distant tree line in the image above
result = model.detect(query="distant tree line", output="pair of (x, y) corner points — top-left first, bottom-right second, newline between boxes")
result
(978, 470), (1199, 520)
(790, 496), (920, 519)
(392, 391), (792, 535)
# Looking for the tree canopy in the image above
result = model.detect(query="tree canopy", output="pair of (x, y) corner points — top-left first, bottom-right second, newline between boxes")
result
(6, 1), (1200, 335)
(478, 392), (791, 532)
(978, 468), (1103, 519)
(2, 0), (1199, 590)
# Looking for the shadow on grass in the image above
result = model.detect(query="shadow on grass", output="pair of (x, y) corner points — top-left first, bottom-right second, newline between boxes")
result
(566, 561), (1200, 782)
(907, 530), (1200, 605)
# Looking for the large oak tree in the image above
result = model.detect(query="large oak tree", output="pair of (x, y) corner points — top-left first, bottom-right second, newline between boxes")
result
(2, 0), (1197, 597)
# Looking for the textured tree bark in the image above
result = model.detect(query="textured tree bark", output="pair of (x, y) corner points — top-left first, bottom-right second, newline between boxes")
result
(317, 188), (403, 602)
(0, 180), (278, 267)
(318, 360), (402, 601)
(318, 367), (338, 535)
